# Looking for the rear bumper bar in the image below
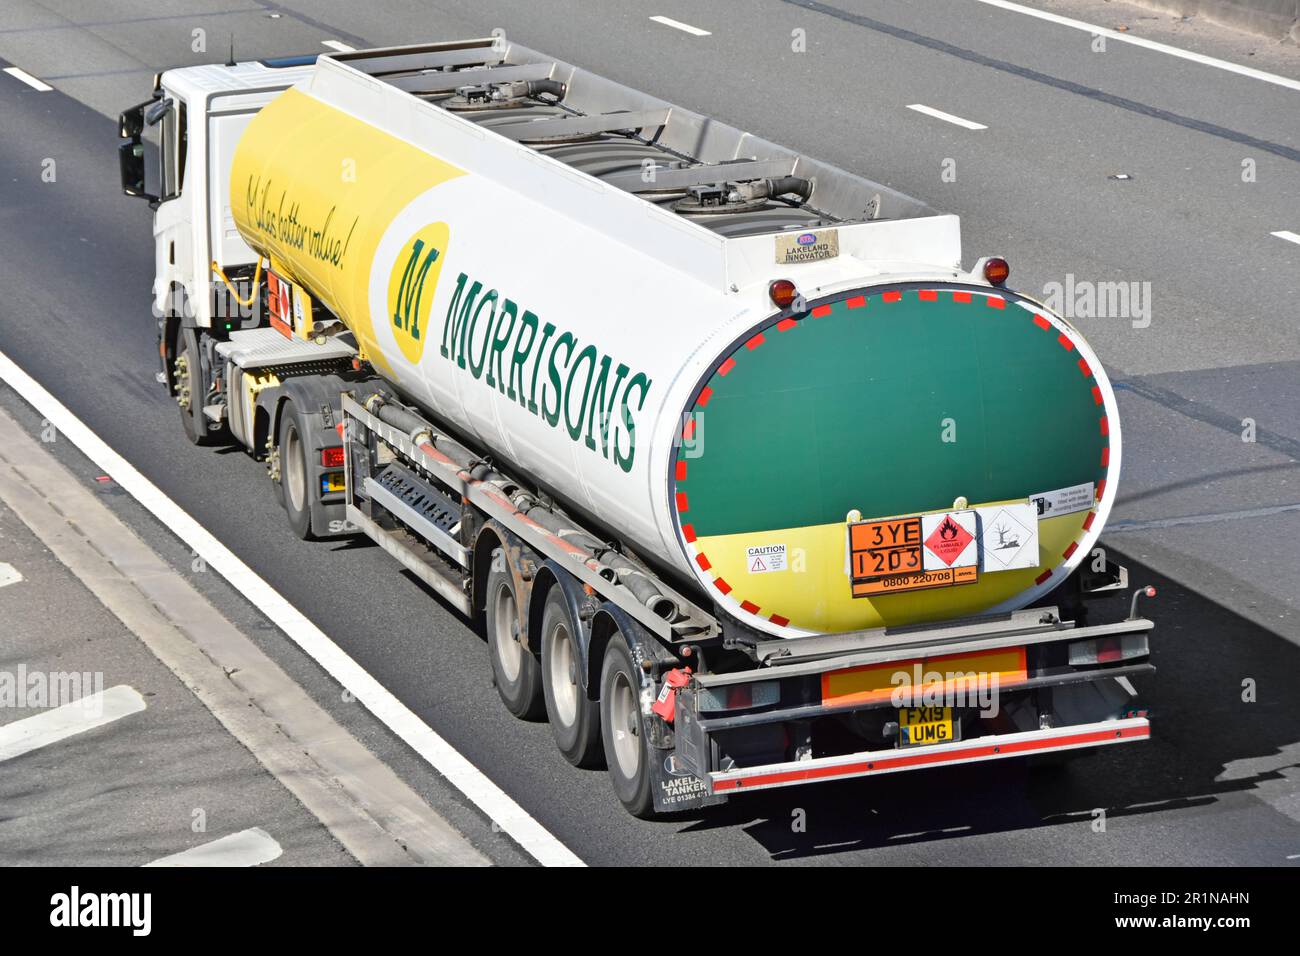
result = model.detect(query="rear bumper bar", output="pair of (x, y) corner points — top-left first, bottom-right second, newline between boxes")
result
(708, 717), (1149, 794)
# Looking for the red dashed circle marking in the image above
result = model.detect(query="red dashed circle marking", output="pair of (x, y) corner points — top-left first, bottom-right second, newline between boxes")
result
(675, 286), (1112, 633)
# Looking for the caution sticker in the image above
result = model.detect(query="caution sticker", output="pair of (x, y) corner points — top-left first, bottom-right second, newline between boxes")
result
(746, 544), (787, 573)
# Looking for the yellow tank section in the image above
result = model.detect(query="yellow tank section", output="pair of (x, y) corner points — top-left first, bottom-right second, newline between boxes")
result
(229, 87), (465, 373)
(690, 505), (1089, 633)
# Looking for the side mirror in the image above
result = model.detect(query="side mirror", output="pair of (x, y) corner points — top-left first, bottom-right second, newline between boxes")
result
(117, 99), (159, 205)
(144, 97), (173, 127)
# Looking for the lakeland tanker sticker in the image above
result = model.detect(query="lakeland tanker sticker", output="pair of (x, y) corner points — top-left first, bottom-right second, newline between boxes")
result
(438, 271), (652, 472)
(386, 222), (449, 364)
(746, 544), (787, 573)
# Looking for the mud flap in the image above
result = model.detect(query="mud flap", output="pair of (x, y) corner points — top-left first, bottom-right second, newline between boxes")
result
(649, 746), (727, 813)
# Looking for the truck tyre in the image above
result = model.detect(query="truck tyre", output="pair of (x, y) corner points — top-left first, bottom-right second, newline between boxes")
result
(174, 330), (211, 446)
(599, 633), (655, 818)
(277, 400), (316, 540)
(540, 587), (603, 768)
(485, 550), (545, 719)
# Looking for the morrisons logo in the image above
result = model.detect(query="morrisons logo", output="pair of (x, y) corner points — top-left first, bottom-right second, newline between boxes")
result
(387, 222), (450, 364)
(439, 271), (652, 473)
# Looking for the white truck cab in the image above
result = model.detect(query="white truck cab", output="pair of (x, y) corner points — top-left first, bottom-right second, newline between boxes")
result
(118, 58), (316, 403)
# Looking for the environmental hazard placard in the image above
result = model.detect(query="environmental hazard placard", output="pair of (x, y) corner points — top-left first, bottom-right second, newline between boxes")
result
(979, 503), (1040, 571)
(746, 544), (787, 573)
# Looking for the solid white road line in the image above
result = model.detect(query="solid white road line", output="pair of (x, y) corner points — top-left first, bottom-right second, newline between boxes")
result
(649, 15), (712, 37)
(321, 40), (356, 53)
(145, 828), (283, 867)
(1272, 230), (1300, 246)
(0, 349), (583, 867)
(3, 67), (53, 92)
(0, 562), (21, 588)
(906, 104), (988, 130)
(0, 685), (146, 762)
(972, 0), (1300, 93)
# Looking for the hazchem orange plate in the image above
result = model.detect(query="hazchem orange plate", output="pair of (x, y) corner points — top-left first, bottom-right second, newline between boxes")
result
(849, 516), (977, 597)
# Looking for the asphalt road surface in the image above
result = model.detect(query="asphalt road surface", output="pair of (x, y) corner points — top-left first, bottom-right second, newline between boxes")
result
(0, 0), (1297, 865)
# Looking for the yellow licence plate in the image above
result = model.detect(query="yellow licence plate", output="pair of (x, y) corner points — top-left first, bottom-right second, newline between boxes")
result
(899, 706), (956, 747)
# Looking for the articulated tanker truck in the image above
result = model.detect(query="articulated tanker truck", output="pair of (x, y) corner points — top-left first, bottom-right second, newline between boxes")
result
(119, 37), (1156, 816)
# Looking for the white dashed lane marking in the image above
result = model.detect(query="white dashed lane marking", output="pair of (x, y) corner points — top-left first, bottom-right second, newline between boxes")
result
(649, 16), (712, 37)
(145, 828), (284, 867)
(0, 348), (583, 866)
(0, 562), (21, 588)
(3, 67), (53, 92)
(0, 685), (146, 762)
(1272, 230), (1300, 247)
(906, 104), (988, 130)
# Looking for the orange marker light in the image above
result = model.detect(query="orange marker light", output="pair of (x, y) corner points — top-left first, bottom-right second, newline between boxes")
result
(983, 257), (1010, 287)
(769, 279), (798, 309)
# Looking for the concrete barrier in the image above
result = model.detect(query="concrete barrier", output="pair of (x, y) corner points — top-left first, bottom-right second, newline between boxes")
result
(1133, 0), (1299, 42)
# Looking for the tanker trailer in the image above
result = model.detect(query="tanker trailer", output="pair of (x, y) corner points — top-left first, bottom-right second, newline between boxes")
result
(120, 38), (1156, 816)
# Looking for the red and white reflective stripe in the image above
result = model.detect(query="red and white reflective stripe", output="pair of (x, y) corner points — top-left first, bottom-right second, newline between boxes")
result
(709, 717), (1149, 793)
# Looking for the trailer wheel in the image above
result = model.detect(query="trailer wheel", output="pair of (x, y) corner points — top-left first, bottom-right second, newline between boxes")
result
(277, 401), (315, 540)
(541, 587), (603, 768)
(485, 551), (544, 719)
(599, 633), (654, 817)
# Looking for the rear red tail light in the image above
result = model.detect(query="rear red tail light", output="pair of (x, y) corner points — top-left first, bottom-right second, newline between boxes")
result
(726, 684), (753, 710)
(321, 446), (345, 468)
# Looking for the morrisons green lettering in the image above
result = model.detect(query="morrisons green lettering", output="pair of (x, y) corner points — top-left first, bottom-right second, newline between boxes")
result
(563, 344), (598, 442)
(440, 272), (482, 367)
(543, 331), (575, 428)
(615, 372), (651, 473)
(529, 322), (556, 417)
(585, 359), (629, 457)
(437, 271), (651, 471)
(486, 299), (518, 391)
(507, 310), (538, 405)
(467, 289), (498, 379)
